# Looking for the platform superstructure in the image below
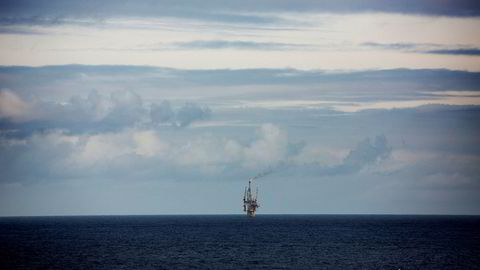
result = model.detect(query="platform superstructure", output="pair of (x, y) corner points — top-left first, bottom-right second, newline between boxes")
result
(243, 179), (259, 217)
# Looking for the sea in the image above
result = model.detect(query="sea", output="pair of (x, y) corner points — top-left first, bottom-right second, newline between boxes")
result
(1, 215), (479, 269)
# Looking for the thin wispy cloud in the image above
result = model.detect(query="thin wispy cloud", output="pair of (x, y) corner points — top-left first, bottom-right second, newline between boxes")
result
(169, 40), (313, 50)
(362, 42), (480, 56)
(361, 42), (429, 50)
(0, 26), (45, 35)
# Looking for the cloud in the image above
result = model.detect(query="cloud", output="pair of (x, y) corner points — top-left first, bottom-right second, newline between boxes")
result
(372, 148), (480, 190)
(3, 65), (479, 91)
(150, 101), (211, 128)
(150, 101), (175, 124)
(426, 49), (480, 56)
(0, 1), (281, 26)
(176, 103), (211, 127)
(2, 100), (479, 216)
(0, 26), (44, 35)
(0, 89), (212, 136)
(0, 131), (77, 183)
(339, 135), (392, 173)
(0, 16), (88, 26)
(362, 42), (480, 56)
(2, 66), (480, 139)
(170, 40), (311, 51)
(0, 90), (31, 122)
(32, 89), (147, 133)
(305, 135), (393, 176)
(103, 90), (145, 127)
(1, 0), (479, 27)
(361, 42), (425, 50)
(0, 122), (335, 185)
(243, 123), (288, 168)
(0, 123), (293, 182)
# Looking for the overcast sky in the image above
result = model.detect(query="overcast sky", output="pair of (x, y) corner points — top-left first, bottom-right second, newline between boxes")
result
(0, 0), (479, 216)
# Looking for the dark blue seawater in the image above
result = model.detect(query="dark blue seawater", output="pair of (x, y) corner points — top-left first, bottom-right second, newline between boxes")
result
(1, 215), (479, 269)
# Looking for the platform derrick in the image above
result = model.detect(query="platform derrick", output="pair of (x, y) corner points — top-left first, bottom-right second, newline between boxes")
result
(243, 179), (259, 217)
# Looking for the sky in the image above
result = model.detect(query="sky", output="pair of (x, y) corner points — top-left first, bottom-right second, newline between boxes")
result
(0, 0), (479, 216)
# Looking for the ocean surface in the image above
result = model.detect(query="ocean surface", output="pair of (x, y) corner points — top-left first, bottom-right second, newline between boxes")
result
(1, 215), (479, 269)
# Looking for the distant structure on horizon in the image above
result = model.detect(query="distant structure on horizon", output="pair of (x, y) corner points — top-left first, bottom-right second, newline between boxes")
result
(243, 179), (259, 217)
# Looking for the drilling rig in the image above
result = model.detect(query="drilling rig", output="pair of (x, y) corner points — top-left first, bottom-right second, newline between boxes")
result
(243, 179), (259, 217)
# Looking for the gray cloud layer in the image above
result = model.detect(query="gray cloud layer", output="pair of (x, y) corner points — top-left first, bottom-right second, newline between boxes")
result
(0, 0), (479, 28)
(2, 65), (480, 90)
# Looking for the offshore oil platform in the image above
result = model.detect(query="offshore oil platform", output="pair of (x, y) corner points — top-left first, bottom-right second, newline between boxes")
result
(243, 179), (259, 217)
